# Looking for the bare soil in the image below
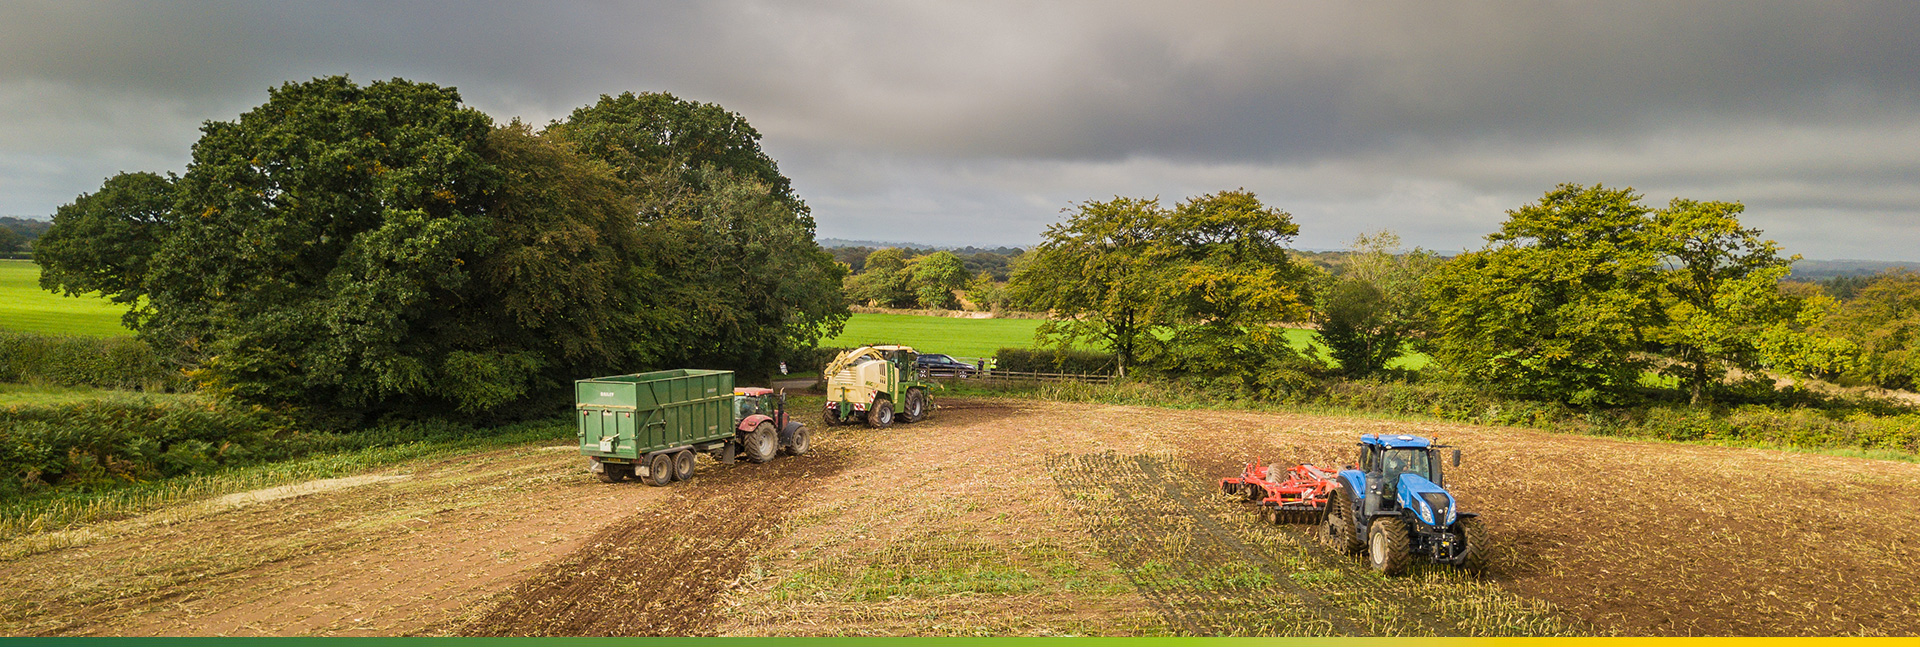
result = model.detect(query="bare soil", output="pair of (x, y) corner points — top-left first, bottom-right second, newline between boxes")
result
(3, 397), (1917, 636)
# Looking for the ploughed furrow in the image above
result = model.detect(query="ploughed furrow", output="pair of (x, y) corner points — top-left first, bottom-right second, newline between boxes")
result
(1047, 452), (1583, 637)
(456, 449), (849, 637)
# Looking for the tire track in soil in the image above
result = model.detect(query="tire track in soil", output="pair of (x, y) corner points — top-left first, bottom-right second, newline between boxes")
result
(455, 449), (850, 637)
(1049, 452), (1579, 637)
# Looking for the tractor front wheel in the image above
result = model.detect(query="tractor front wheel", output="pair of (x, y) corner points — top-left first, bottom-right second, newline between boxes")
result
(902, 388), (929, 423)
(1455, 516), (1488, 571)
(867, 398), (895, 428)
(743, 422), (778, 463)
(782, 425), (812, 456)
(1367, 517), (1411, 575)
(645, 453), (674, 487)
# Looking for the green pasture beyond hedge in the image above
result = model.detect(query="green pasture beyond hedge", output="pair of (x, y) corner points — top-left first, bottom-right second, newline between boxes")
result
(0, 260), (128, 337)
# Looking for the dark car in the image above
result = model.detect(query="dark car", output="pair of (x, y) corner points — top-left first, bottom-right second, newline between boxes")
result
(915, 353), (977, 377)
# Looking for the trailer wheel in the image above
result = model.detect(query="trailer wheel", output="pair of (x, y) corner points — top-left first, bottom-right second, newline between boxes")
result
(1367, 517), (1411, 576)
(901, 388), (928, 423)
(866, 398), (894, 428)
(672, 450), (695, 481)
(596, 461), (629, 483)
(1322, 489), (1364, 555)
(1455, 516), (1488, 572)
(782, 425), (811, 456)
(743, 421), (778, 463)
(645, 453), (674, 487)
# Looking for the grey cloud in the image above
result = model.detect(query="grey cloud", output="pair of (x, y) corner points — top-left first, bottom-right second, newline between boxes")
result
(1, 1), (1917, 260)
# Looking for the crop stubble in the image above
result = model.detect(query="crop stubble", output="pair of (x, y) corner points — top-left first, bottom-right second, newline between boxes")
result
(1047, 452), (1579, 636)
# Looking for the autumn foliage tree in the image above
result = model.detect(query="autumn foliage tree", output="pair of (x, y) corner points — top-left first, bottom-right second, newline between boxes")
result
(1428, 183), (1852, 405)
(35, 77), (846, 417)
(1011, 190), (1313, 386)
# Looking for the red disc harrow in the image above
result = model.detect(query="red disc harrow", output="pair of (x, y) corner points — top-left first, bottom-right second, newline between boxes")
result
(1218, 460), (1337, 525)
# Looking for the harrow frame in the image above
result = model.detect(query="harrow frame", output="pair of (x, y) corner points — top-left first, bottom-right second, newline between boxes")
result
(1219, 460), (1337, 525)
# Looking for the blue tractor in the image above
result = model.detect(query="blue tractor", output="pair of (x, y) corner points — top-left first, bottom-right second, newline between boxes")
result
(1320, 433), (1485, 575)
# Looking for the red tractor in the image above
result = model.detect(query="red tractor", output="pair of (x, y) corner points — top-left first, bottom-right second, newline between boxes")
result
(1220, 460), (1338, 525)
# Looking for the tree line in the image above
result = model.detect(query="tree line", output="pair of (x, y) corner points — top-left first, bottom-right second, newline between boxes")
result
(35, 76), (848, 419)
(834, 245), (1030, 311)
(1006, 183), (1914, 407)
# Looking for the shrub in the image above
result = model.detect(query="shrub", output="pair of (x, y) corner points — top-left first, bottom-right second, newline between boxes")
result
(790, 346), (851, 374)
(0, 400), (289, 497)
(0, 331), (185, 391)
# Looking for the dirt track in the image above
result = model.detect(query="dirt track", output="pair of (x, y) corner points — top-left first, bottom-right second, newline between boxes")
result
(3, 396), (1918, 636)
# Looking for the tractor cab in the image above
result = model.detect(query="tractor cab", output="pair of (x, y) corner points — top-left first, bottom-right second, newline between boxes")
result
(733, 387), (787, 429)
(1352, 434), (1462, 525)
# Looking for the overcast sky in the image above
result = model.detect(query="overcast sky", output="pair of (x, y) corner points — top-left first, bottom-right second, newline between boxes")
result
(3, 1), (1918, 260)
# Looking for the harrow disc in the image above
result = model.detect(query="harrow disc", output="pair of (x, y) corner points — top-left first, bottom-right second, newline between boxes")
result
(1273, 507), (1325, 525)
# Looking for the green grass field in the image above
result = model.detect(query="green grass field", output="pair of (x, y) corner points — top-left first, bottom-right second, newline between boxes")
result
(0, 261), (1431, 369)
(825, 312), (1430, 369)
(0, 260), (130, 337)
(824, 313), (1054, 358)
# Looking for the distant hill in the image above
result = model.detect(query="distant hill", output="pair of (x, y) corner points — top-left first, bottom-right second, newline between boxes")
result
(1, 216), (50, 242)
(819, 238), (939, 250)
(1788, 259), (1920, 281)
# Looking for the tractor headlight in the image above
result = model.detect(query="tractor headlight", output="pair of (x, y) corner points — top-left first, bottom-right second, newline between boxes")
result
(1420, 492), (1453, 526)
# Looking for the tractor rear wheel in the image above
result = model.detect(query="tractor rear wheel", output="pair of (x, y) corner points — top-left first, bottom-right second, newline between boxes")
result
(596, 461), (628, 483)
(1455, 516), (1488, 571)
(672, 450), (695, 481)
(645, 453), (674, 487)
(1367, 517), (1411, 575)
(866, 399), (895, 428)
(743, 422), (778, 463)
(901, 388), (929, 423)
(1322, 489), (1364, 555)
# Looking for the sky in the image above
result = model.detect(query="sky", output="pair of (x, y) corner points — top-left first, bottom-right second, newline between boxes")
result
(3, 1), (1918, 260)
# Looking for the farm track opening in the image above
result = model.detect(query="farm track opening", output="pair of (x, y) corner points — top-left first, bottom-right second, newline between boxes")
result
(1048, 453), (1580, 636)
(454, 448), (852, 636)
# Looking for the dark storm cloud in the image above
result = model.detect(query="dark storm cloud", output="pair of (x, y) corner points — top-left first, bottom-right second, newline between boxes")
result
(2, 1), (1918, 259)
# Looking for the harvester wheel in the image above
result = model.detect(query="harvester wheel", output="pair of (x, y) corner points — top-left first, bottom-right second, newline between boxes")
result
(645, 453), (674, 487)
(1455, 516), (1488, 571)
(1322, 490), (1364, 555)
(866, 399), (895, 428)
(901, 388), (929, 423)
(782, 425), (812, 456)
(743, 422), (778, 463)
(672, 450), (695, 481)
(596, 461), (628, 483)
(1367, 517), (1411, 575)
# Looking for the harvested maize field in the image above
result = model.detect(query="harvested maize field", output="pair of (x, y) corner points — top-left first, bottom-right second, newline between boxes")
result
(3, 397), (1917, 636)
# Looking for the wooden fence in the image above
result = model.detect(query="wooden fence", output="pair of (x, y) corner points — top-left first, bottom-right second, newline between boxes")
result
(948, 369), (1114, 385)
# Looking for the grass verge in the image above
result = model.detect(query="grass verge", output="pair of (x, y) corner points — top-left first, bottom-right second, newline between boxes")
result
(0, 416), (570, 540)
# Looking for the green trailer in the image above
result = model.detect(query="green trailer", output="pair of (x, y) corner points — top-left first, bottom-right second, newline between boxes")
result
(577, 368), (811, 486)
